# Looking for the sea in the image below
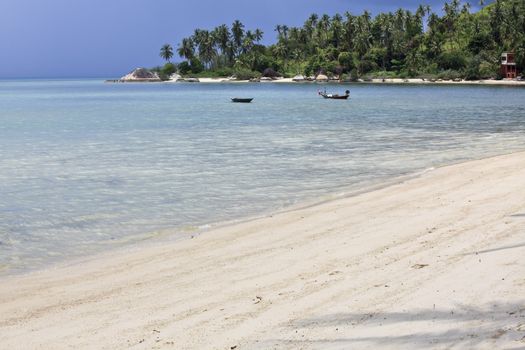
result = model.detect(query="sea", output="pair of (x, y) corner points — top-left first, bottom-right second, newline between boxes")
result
(1, 79), (524, 274)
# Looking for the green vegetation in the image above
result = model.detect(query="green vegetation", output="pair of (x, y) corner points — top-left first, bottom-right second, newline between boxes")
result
(159, 44), (174, 63)
(161, 0), (525, 80)
(151, 62), (177, 81)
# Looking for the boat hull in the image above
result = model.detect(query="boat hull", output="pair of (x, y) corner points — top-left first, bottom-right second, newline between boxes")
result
(320, 94), (349, 100)
(231, 98), (254, 103)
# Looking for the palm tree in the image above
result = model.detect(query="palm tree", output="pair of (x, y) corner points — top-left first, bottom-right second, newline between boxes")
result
(241, 35), (254, 55)
(303, 14), (318, 44)
(330, 14), (343, 47)
(275, 24), (283, 39)
(177, 38), (194, 60)
(490, 0), (503, 45)
(231, 20), (245, 56)
(167, 0), (520, 78)
(281, 25), (290, 41)
(316, 14), (331, 47)
(354, 14), (372, 58)
(442, 0), (461, 34)
(273, 42), (289, 64)
(160, 44), (174, 63)
(213, 24), (231, 55)
(342, 12), (356, 51)
(193, 30), (217, 69)
(308, 13), (319, 28)
(254, 29), (264, 43)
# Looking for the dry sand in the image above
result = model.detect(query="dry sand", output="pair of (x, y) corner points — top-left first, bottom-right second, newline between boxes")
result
(187, 78), (525, 87)
(1, 152), (525, 349)
(112, 77), (525, 86)
(186, 77), (525, 86)
(368, 78), (525, 86)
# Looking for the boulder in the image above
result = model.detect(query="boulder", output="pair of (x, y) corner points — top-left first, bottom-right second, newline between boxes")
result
(262, 68), (280, 78)
(315, 74), (329, 82)
(120, 68), (161, 82)
(169, 73), (182, 81)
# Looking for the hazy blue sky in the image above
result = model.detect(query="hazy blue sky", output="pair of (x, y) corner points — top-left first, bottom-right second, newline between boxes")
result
(0, 0), (484, 78)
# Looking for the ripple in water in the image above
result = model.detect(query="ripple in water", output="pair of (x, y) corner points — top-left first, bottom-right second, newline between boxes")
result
(1, 80), (524, 273)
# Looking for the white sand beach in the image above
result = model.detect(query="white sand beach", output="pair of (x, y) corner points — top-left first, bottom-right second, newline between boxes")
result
(177, 77), (525, 86)
(367, 78), (525, 86)
(1, 152), (525, 349)
(108, 72), (525, 86)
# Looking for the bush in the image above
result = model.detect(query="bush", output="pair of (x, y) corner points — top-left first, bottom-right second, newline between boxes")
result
(325, 61), (338, 75)
(468, 32), (492, 54)
(421, 63), (439, 75)
(160, 63), (176, 79)
(349, 68), (359, 81)
(437, 69), (462, 80)
(338, 52), (355, 72)
(333, 65), (344, 77)
(188, 68), (235, 78)
(233, 69), (261, 80)
(437, 51), (467, 71)
(202, 67), (234, 77)
(178, 61), (191, 75)
(407, 68), (419, 78)
(304, 54), (335, 77)
(150, 66), (169, 81)
(178, 59), (205, 76)
(367, 48), (388, 69)
(390, 58), (405, 72)
(464, 56), (481, 80)
(357, 59), (377, 75)
(366, 70), (398, 79)
(479, 61), (497, 79)
(398, 71), (409, 79)
(189, 58), (204, 74)
(418, 72), (439, 80)
(282, 61), (305, 77)
(252, 55), (282, 74)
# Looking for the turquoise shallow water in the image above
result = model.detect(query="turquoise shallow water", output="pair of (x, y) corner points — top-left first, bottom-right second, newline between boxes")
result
(1, 79), (524, 274)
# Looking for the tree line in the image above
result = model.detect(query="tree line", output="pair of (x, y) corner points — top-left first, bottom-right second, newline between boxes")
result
(157, 0), (524, 80)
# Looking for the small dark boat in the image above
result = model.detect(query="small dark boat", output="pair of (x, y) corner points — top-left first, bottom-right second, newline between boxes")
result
(231, 98), (254, 103)
(318, 90), (350, 100)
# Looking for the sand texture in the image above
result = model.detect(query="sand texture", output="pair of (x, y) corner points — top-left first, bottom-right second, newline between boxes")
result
(1, 152), (525, 349)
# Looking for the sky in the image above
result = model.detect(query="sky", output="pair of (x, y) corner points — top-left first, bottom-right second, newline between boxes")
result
(0, 0), (485, 78)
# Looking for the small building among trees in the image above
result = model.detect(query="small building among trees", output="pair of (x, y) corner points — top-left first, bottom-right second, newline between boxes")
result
(500, 52), (518, 79)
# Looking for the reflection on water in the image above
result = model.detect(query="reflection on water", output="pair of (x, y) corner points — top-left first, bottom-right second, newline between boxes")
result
(1, 80), (524, 273)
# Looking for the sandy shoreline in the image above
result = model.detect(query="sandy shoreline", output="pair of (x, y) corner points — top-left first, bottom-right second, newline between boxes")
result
(1, 152), (525, 349)
(197, 77), (525, 86)
(110, 77), (525, 86)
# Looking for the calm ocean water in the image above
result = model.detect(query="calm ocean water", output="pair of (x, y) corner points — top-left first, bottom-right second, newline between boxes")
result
(1, 79), (524, 274)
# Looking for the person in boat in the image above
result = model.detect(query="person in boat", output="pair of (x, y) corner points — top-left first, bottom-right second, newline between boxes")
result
(318, 89), (350, 97)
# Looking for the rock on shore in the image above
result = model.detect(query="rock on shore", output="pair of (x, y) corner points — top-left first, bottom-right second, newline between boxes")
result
(120, 68), (161, 82)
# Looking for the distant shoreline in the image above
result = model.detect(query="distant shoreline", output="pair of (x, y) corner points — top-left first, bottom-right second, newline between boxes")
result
(106, 77), (525, 86)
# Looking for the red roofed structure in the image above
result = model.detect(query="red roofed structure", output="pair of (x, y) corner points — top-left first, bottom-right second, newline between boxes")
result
(500, 52), (518, 79)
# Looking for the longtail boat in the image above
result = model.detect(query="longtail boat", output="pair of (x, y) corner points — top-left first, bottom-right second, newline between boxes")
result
(231, 98), (254, 103)
(318, 90), (350, 100)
